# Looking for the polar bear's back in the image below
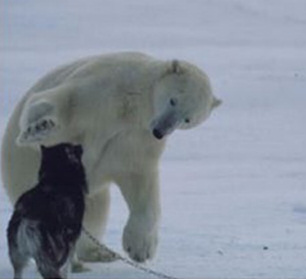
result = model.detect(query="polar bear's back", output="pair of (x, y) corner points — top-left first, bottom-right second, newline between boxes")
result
(29, 52), (155, 94)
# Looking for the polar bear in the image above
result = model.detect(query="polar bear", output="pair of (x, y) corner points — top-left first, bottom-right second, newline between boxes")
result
(1, 52), (221, 265)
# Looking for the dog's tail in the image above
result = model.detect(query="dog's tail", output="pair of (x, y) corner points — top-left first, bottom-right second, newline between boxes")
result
(43, 232), (71, 268)
(57, 241), (71, 268)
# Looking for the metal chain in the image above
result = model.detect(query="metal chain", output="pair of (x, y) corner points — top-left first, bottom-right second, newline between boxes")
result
(82, 226), (179, 279)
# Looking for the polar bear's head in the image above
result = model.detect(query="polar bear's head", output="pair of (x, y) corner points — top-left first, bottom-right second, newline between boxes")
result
(151, 60), (221, 140)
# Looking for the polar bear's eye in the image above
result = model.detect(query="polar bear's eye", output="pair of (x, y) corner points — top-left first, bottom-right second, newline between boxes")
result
(169, 98), (177, 106)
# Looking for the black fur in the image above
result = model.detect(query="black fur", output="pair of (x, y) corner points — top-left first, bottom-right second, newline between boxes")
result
(7, 143), (87, 279)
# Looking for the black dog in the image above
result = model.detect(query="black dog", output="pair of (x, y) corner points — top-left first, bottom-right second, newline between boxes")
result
(7, 143), (87, 279)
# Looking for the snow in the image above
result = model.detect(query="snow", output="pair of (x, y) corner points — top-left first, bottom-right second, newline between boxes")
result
(1, 0), (306, 278)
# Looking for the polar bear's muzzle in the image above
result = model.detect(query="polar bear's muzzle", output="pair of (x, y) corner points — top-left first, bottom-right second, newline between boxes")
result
(151, 109), (180, 140)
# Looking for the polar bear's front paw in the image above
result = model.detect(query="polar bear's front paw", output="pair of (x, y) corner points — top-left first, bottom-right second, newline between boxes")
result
(123, 222), (158, 262)
(17, 118), (57, 145)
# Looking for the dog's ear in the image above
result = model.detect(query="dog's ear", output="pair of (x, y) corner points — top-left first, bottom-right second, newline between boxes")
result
(16, 99), (60, 146)
(74, 145), (83, 158)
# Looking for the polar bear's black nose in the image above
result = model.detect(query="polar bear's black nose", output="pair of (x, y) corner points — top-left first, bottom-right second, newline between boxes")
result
(152, 129), (163, 140)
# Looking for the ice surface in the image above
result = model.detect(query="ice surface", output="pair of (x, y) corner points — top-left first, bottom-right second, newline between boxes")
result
(1, 0), (306, 278)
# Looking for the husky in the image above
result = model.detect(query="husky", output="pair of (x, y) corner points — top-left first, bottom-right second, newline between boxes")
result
(7, 143), (87, 279)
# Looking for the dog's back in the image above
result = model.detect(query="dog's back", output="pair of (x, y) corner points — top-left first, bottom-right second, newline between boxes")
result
(7, 143), (87, 279)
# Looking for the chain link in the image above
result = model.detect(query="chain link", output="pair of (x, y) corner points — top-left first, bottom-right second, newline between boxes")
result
(82, 226), (179, 279)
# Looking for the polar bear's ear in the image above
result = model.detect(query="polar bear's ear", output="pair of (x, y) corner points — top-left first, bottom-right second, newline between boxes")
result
(16, 99), (60, 146)
(212, 97), (222, 109)
(165, 60), (184, 75)
(171, 60), (183, 74)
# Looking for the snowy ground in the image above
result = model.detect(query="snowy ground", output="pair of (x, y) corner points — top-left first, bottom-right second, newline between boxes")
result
(1, 0), (306, 278)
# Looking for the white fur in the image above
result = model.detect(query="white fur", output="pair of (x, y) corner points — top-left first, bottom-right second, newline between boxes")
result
(1, 52), (221, 264)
